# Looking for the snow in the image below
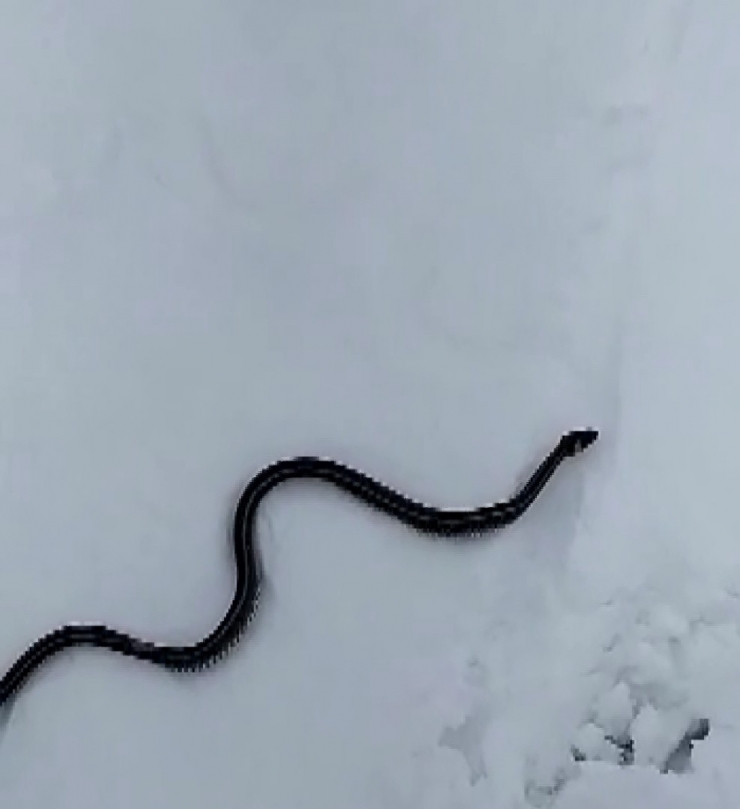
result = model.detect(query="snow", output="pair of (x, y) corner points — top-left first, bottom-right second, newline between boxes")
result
(1, 0), (740, 806)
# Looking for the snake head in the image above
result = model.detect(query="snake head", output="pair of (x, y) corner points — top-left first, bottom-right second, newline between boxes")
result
(561, 428), (599, 456)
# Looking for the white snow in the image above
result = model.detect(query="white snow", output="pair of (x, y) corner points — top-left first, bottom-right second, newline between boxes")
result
(1, 0), (740, 807)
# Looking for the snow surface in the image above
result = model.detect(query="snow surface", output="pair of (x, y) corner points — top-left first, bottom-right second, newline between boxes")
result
(1, 1), (739, 806)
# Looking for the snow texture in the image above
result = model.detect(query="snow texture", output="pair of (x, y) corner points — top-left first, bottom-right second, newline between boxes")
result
(1, 0), (739, 807)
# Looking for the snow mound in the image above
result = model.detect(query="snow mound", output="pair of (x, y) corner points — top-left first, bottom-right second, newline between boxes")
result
(523, 572), (740, 807)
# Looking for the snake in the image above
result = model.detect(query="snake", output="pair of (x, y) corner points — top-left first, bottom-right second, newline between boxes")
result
(0, 427), (597, 710)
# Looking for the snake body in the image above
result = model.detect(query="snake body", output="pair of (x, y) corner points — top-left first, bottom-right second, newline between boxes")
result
(0, 428), (597, 708)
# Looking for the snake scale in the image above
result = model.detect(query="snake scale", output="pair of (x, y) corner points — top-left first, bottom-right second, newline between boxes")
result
(0, 427), (597, 710)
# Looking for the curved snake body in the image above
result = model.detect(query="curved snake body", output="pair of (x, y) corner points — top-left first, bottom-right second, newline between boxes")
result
(0, 428), (597, 708)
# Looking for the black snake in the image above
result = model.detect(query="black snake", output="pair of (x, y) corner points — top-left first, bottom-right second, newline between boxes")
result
(0, 427), (597, 710)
